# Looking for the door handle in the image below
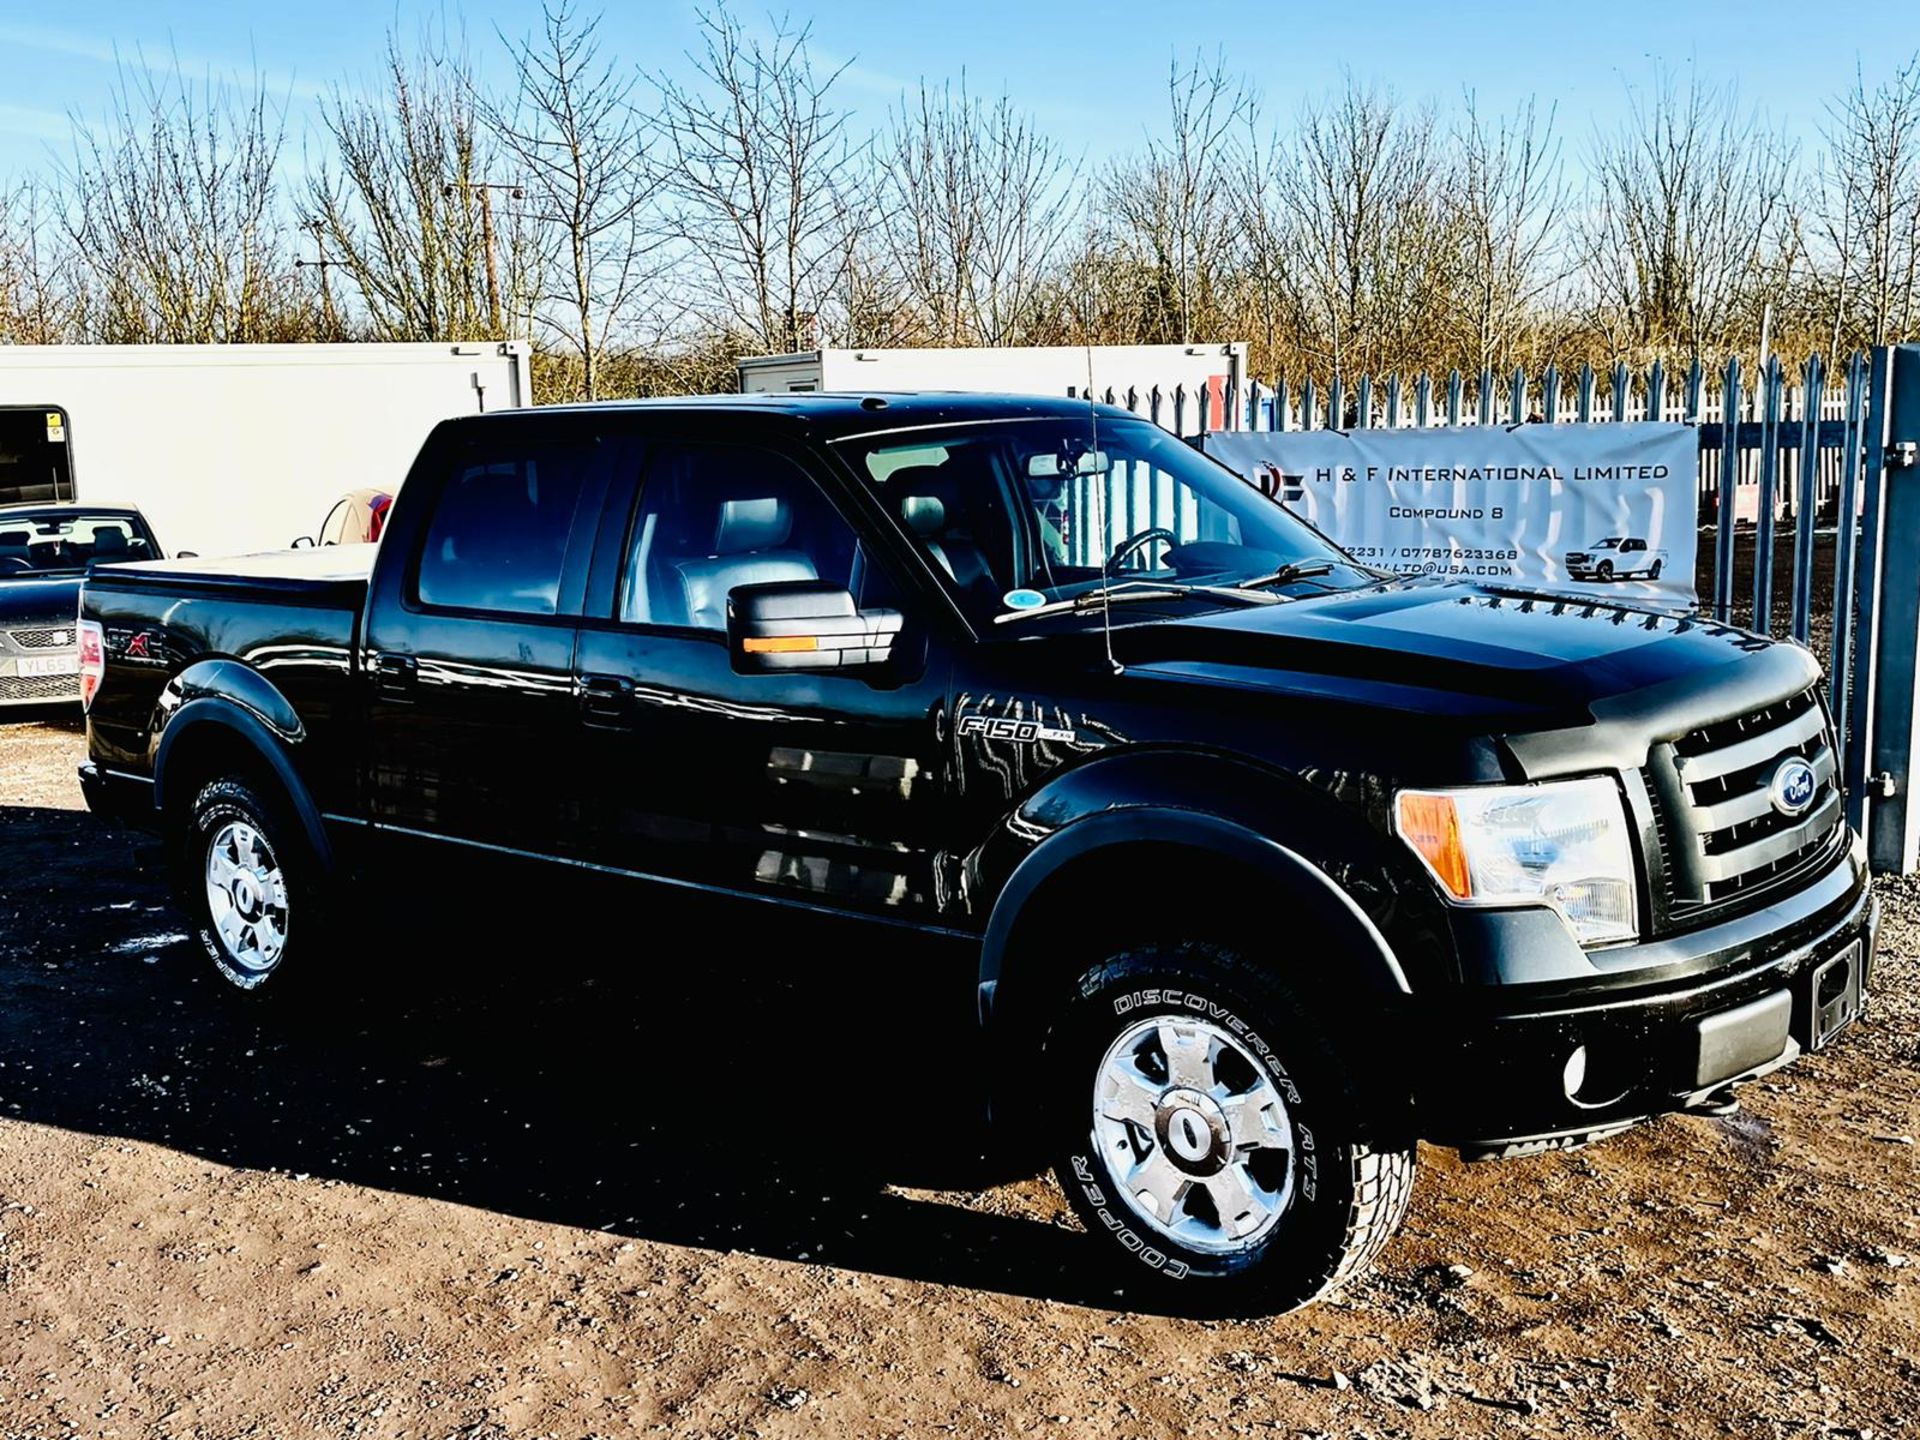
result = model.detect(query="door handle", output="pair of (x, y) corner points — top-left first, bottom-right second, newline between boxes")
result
(579, 673), (634, 727)
(372, 653), (418, 700)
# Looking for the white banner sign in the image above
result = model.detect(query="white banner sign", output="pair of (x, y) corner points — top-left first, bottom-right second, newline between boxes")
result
(1205, 422), (1699, 604)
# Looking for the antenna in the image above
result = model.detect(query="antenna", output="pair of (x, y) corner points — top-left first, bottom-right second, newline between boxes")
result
(1085, 313), (1121, 676)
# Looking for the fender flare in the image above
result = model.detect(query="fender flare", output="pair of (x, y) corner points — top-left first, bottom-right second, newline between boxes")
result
(151, 674), (333, 871)
(977, 806), (1412, 1025)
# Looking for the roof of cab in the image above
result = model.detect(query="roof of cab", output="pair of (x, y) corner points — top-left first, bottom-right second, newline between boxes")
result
(480, 391), (1139, 437)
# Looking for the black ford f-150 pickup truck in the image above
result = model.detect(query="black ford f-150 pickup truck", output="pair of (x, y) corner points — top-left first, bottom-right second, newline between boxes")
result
(78, 394), (1877, 1311)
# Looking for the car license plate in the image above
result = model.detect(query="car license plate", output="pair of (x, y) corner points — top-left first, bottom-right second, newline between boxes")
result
(14, 654), (78, 677)
(1807, 940), (1864, 1050)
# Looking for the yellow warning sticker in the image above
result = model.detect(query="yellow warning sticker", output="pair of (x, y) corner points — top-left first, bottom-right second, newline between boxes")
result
(45, 412), (65, 442)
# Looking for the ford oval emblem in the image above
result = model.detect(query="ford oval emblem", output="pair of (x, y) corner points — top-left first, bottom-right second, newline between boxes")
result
(1768, 756), (1818, 817)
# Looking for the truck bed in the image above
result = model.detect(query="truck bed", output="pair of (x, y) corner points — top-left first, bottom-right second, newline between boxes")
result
(92, 544), (376, 607)
(81, 545), (373, 801)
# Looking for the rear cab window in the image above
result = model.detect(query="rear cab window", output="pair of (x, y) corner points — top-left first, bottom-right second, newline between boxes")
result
(414, 437), (606, 616)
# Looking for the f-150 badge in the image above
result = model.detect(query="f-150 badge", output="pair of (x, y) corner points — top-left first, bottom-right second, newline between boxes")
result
(957, 714), (1076, 744)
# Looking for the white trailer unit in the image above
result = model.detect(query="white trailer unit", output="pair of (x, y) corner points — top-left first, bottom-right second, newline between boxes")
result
(0, 342), (530, 558)
(737, 344), (1246, 431)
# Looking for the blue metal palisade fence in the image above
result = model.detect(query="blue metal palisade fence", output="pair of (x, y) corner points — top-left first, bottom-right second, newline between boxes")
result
(1073, 346), (1920, 871)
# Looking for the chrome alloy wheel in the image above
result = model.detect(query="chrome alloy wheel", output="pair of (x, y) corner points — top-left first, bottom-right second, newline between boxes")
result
(203, 820), (289, 973)
(1091, 1016), (1297, 1253)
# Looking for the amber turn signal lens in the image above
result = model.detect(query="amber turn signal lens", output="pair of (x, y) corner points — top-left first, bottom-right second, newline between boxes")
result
(741, 634), (818, 654)
(1395, 790), (1473, 899)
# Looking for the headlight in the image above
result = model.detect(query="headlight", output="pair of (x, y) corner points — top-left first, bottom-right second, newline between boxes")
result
(1394, 777), (1639, 946)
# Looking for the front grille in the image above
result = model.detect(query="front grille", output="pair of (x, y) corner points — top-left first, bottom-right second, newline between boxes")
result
(7, 626), (74, 650)
(0, 672), (79, 702)
(1660, 687), (1844, 914)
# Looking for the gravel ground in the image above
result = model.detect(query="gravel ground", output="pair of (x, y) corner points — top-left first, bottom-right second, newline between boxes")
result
(1, 712), (1916, 1440)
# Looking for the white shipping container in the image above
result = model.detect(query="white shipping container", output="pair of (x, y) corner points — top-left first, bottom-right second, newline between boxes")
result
(737, 344), (1246, 431)
(0, 342), (530, 558)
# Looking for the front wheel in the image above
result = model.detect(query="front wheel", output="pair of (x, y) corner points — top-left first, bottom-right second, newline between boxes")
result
(1649, 559), (1664, 580)
(1046, 943), (1415, 1313)
(1596, 559), (1615, 580)
(179, 777), (326, 993)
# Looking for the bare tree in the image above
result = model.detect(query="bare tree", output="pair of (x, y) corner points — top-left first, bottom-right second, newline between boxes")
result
(0, 178), (78, 343)
(64, 60), (309, 343)
(1024, 232), (1164, 349)
(1102, 53), (1252, 345)
(655, 3), (866, 354)
(1818, 56), (1920, 352)
(1581, 68), (1794, 362)
(1222, 116), (1298, 379)
(1263, 77), (1448, 381)
(307, 25), (541, 343)
(1446, 93), (1566, 374)
(880, 78), (1080, 346)
(491, 1), (664, 399)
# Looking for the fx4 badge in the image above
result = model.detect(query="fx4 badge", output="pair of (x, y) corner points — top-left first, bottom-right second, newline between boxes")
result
(958, 714), (1076, 744)
(108, 628), (169, 666)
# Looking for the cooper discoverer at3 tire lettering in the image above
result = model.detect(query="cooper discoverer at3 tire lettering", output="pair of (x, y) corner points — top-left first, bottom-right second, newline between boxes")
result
(178, 776), (330, 995)
(1046, 942), (1416, 1313)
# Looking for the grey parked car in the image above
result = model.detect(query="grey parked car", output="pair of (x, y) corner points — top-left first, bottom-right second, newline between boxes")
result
(0, 503), (163, 708)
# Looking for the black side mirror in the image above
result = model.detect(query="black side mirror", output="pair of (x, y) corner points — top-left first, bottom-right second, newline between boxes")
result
(728, 580), (902, 674)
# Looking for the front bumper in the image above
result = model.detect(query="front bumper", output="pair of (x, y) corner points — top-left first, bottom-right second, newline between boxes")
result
(0, 655), (81, 706)
(1417, 834), (1877, 1158)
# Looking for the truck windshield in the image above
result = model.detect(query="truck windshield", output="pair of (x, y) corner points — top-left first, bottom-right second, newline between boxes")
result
(837, 417), (1367, 627)
(0, 513), (157, 577)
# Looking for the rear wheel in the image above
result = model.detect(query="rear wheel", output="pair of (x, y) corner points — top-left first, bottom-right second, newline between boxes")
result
(179, 776), (326, 992)
(1046, 942), (1415, 1313)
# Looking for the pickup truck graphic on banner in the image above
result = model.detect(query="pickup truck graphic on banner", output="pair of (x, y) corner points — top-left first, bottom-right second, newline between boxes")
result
(1564, 535), (1670, 582)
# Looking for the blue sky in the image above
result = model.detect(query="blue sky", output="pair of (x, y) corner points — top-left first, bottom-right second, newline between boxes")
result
(0, 0), (1913, 178)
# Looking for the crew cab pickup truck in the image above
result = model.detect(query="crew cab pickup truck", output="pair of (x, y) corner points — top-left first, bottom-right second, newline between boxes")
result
(78, 395), (1877, 1312)
(1564, 535), (1669, 582)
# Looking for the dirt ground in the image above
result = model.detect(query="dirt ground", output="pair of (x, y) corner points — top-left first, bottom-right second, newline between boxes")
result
(2, 712), (1917, 1440)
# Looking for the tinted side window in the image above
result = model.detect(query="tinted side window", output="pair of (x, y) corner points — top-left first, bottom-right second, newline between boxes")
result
(417, 442), (596, 615)
(619, 444), (861, 629)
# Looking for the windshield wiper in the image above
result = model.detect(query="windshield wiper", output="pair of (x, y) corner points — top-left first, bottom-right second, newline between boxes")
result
(1232, 559), (1339, 591)
(993, 581), (1211, 625)
(994, 566), (1353, 625)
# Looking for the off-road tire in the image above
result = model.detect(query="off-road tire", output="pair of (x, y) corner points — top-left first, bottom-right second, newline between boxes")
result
(178, 776), (329, 994)
(1045, 942), (1415, 1314)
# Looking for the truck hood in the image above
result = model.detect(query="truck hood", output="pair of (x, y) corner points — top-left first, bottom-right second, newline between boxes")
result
(0, 574), (84, 628)
(1115, 579), (1818, 767)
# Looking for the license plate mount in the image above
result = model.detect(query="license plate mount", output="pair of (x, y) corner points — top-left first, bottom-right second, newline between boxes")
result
(1807, 940), (1864, 1050)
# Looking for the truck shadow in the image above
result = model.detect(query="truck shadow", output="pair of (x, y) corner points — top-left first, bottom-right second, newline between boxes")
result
(0, 804), (1141, 1311)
